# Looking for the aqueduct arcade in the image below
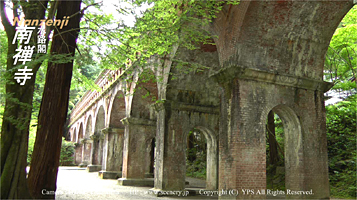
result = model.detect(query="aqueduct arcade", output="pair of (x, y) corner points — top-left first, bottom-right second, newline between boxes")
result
(67, 1), (355, 199)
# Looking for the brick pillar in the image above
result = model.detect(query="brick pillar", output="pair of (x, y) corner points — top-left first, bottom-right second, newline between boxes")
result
(213, 67), (331, 199)
(87, 132), (104, 172)
(80, 139), (91, 167)
(218, 78), (266, 200)
(74, 143), (82, 165)
(298, 90), (330, 199)
(118, 117), (156, 186)
(153, 101), (187, 192)
(98, 127), (124, 179)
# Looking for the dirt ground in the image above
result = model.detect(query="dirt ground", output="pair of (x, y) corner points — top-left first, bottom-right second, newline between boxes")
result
(54, 167), (349, 200)
(55, 167), (216, 200)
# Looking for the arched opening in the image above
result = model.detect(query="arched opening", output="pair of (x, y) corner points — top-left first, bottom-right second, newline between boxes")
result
(185, 127), (218, 190)
(266, 111), (285, 195)
(266, 105), (303, 198)
(130, 69), (158, 120)
(120, 69), (157, 180)
(81, 115), (92, 165)
(109, 91), (126, 128)
(78, 123), (83, 142)
(85, 115), (93, 138)
(93, 106), (105, 165)
(101, 91), (126, 176)
(144, 137), (156, 178)
(71, 128), (76, 142)
(75, 123), (84, 165)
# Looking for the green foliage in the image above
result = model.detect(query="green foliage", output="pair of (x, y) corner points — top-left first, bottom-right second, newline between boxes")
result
(0, 29), (7, 131)
(59, 137), (76, 166)
(186, 130), (207, 179)
(27, 136), (76, 166)
(325, 6), (357, 94)
(324, 7), (356, 198)
(266, 114), (285, 190)
(326, 95), (356, 198)
(78, 0), (233, 81)
(27, 119), (37, 165)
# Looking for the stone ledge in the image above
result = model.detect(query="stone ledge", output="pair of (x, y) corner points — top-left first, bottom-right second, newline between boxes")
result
(121, 117), (156, 127)
(145, 173), (154, 178)
(101, 127), (125, 134)
(78, 163), (88, 168)
(171, 101), (219, 114)
(211, 66), (333, 92)
(98, 170), (122, 179)
(87, 165), (102, 172)
(118, 178), (154, 187)
(153, 100), (219, 114)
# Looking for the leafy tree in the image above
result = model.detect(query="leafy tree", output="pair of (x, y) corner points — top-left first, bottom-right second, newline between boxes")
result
(0, 29), (7, 130)
(59, 137), (75, 166)
(325, 6), (357, 95)
(186, 130), (207, 179)
(27, 1), (82, 199)
(326, 95), (356, 198)
(0, 1), (50, 198)
(324, 6), (356, 199)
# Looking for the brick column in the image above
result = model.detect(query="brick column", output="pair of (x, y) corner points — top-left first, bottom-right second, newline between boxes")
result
(218, 79), (266, 200)
(152, 101), (187, 192)
(74, 143), (82, 165)
(98, 127), (124, 179)
(87, 132), (104, 172)
(213, 67), (331, 199)
(79, 138), (91, 167)
(118, 117), (156, 186)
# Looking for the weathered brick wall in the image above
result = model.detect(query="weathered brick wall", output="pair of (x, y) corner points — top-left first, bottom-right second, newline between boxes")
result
(121, 118), (156, 179)
(75, 144), (83, 165)
(167, 47), (221, 107)
(82, 142), (91, 164)
(212, 1), (352, 80)
(218, 77), (329, 199)
(154, 101), (220, 191)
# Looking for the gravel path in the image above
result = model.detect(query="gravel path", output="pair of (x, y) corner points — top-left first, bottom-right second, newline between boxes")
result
(55, 167), (217, 200)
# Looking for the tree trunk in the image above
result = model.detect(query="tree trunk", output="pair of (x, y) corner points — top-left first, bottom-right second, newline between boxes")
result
(27, 1), (82, 199)
(267, 110), (280, 165)
(0, 1), (48, 199)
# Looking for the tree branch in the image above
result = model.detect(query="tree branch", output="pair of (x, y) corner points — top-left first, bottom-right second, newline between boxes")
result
(0, 0), (15, 36)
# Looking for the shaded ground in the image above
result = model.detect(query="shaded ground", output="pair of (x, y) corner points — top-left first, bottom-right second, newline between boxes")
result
(54, 167), (348, 200)
(55, 167), (217, 200)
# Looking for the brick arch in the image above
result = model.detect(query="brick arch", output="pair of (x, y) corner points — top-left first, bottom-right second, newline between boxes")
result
(92, 105), (106, 166)
(211, 1), (354, 78)
(130, 69), (158, 119)
(210, 1), (251, 67)
(166, 47), (221, 106)
(84, 114), (93, 138)
(107, 90), (126, 128)
(71, 128), (77, 142)
(77, 122), (84, 143)
(94, 104), (106, 133)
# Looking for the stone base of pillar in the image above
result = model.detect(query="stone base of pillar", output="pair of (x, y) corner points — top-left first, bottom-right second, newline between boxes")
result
(145, 173), (154, 178)
(87, 165), (102, 172)
(98, 170), (122, 179)
(78, 163), (88, 168)
(117, 178), (154, 187)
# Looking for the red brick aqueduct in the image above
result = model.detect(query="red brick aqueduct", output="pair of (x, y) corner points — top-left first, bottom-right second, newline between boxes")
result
(67, 1), (355, 199)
